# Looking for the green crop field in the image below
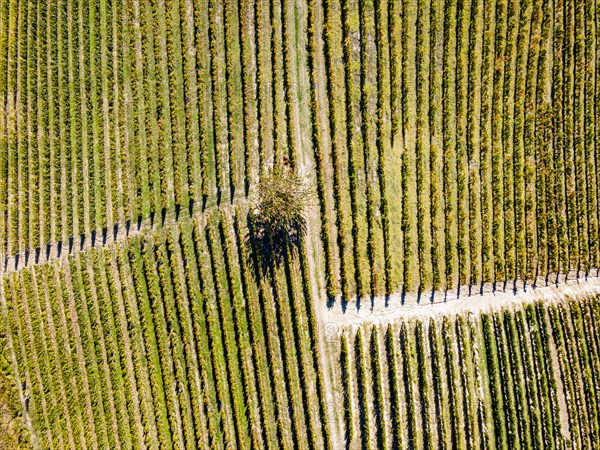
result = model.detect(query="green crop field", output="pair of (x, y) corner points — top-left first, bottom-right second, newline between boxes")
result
(1, 0), (600, 448)
(3, 210), (331, 449)
(329, 293), (600, 449)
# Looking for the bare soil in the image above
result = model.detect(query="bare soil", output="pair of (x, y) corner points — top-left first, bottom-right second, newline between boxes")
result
(319, 276), (600, 333)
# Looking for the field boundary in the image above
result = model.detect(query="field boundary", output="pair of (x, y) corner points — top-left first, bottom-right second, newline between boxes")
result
(319, 273), (600, 331)
(1, 196), (250, 275)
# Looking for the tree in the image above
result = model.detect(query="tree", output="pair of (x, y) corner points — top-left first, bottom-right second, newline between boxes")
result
(250, 165), (312, 265)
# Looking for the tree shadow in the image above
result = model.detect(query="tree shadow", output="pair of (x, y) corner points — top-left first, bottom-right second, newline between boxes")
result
(244, 210), (306, 275)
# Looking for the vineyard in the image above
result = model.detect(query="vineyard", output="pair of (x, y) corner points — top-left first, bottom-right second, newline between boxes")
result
(0, 0), (598, 297)
(2, 209), (332, 450)
(311, 0), (600, 299)
(0, 0), (305, 260)
(0, 324), (30, 449)
(328, 291), (600, 450)
(1, 0), (600, 448)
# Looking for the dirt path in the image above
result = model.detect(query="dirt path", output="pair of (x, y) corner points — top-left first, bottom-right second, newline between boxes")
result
(291, 0), (343, 448)
(304, 209), (342, 449)
(295, 1), (344, 446)
(543, 305), (571, 443)
(319, 274), (600, 332)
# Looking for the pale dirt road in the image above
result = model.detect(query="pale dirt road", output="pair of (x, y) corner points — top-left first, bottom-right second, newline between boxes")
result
(319, 274), (600, 333)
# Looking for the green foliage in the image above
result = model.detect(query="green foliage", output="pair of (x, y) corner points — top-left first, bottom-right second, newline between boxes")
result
(355, 328), (372, 449)
(339, 333), (354, 446)
(250, 166), (311, 265)
(385, 324), (403, 449)
(3, 1), (600, 449)
(333, 295), (600, 449)
(0, 327), (30, 449)
(0, 0), (598, 304)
